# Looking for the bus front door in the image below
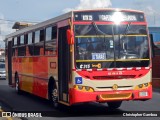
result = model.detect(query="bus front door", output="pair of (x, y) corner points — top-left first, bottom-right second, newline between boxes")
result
(7, 41), (12, 85)
(58, 25), (70, 103)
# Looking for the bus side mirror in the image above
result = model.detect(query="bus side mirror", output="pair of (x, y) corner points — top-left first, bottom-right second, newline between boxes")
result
(67, 29), (74, 45)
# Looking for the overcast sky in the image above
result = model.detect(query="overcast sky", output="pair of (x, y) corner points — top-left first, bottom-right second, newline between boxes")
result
(0, 0), (159, 45)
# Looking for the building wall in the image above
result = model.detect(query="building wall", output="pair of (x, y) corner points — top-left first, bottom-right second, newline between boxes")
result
(149, 27), (160, 88)
(152, 56), (160, 78)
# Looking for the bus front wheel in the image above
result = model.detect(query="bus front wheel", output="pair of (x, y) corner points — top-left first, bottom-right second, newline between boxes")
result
(107, 101), (122, 109)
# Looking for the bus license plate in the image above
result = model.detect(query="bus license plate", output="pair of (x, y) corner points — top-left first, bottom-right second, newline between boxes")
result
(139, 92), (148, 97)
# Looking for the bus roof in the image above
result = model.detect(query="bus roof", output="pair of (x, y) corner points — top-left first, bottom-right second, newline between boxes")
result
(73, 8), (144, 13)
(5, 11), (72, 40)
(5, 8), (144, 41)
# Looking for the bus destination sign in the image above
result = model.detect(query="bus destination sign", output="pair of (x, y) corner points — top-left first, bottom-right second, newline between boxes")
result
(74, 11), (145, 22)
(99, 14), (137, 21)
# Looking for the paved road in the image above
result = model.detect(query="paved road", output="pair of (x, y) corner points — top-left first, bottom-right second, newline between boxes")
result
(0, 80), (160, 120)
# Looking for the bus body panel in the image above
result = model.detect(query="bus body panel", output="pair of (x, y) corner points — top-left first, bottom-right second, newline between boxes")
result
(12, 56), (58, 99)
(70, 69), (152, 104)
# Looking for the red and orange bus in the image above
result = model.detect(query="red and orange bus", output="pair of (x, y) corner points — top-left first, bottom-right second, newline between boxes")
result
(5, 8), (152, 109)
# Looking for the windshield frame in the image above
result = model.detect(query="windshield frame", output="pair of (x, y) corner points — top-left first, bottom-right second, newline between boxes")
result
(73, 22), (151, 69)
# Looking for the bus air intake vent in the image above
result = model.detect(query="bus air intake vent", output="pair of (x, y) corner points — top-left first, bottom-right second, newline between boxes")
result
(100, 93), (132, 100)
(96, 85), (133, 89)
(93, 75), (136, 80)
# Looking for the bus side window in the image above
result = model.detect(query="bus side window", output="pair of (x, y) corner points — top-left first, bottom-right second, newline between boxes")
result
(18, 46), (26, 56)
(28, 45), (34, 56)
(34, 42), (44, 56)
(26, 32), (34, 56)
(18, 35), (26, 57)
(45, 26), (57, 56)
(34, 29), (45, 56)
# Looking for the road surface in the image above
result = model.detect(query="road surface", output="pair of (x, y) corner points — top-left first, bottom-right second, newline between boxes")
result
(0, 80), (159, 120)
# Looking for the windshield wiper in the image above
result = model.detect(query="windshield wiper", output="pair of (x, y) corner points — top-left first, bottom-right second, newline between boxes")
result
(92, 22), (109, 50)
(121, 22), (132, 40)
(120, 22), (132, 53)
(92, 22), (106, 35)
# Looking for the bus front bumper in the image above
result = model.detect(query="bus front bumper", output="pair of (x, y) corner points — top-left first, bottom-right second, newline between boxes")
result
(69, 86), (152, 105)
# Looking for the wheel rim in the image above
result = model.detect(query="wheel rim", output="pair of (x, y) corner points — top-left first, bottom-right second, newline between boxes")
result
(51, 89), (58, 106)
(15, 77), (19, 91)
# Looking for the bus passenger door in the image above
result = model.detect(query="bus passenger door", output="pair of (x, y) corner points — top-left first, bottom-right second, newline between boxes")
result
(58, 23), (70, 103)
(7, 41), (12, 85)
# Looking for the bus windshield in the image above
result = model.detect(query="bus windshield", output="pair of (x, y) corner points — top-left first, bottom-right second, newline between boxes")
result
(75, 24), (150, 69)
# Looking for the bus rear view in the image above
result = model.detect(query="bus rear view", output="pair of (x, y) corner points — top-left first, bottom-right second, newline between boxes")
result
(68, 9), (152, 108)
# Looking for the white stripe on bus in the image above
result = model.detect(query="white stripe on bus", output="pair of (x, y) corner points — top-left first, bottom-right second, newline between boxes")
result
(76, 67), (151, 71)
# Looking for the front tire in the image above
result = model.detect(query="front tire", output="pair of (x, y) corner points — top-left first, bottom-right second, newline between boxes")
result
(107, 101), (122, 109)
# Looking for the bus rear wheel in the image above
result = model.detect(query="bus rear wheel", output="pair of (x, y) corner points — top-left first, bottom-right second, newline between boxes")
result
(49, 83), (58, 108)
(15, 74), (22, 94)
(107, 101), (122, 109)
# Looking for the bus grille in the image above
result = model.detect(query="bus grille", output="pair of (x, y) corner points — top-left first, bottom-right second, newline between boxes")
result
(100, 93), (132, 100)
(93, 75), (136, 80)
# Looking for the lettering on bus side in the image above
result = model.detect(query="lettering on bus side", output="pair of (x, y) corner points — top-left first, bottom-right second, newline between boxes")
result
(79, 64), (91, 69)
(107, 71), (123, 75)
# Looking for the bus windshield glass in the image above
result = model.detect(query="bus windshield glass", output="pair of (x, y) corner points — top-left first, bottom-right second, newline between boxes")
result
(74, 24), (150, 69)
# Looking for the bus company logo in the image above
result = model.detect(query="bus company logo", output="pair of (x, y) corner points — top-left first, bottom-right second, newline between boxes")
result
(92, 63), (101, 69)
(2, 112), (11, 117)
(112, 84), (118, 90)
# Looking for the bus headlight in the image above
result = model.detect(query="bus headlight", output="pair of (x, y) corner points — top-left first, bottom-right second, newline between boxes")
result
(138, 84), (143, 88)
(144, 83), (149, 87)
(74, 85), (94, 92)
(135, 82), (151, 90)
(85, 86), (90, 91)
(78, 85), (83, 90)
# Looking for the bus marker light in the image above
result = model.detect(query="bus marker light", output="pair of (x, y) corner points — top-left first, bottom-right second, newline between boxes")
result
(139, 92), (148, 97)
